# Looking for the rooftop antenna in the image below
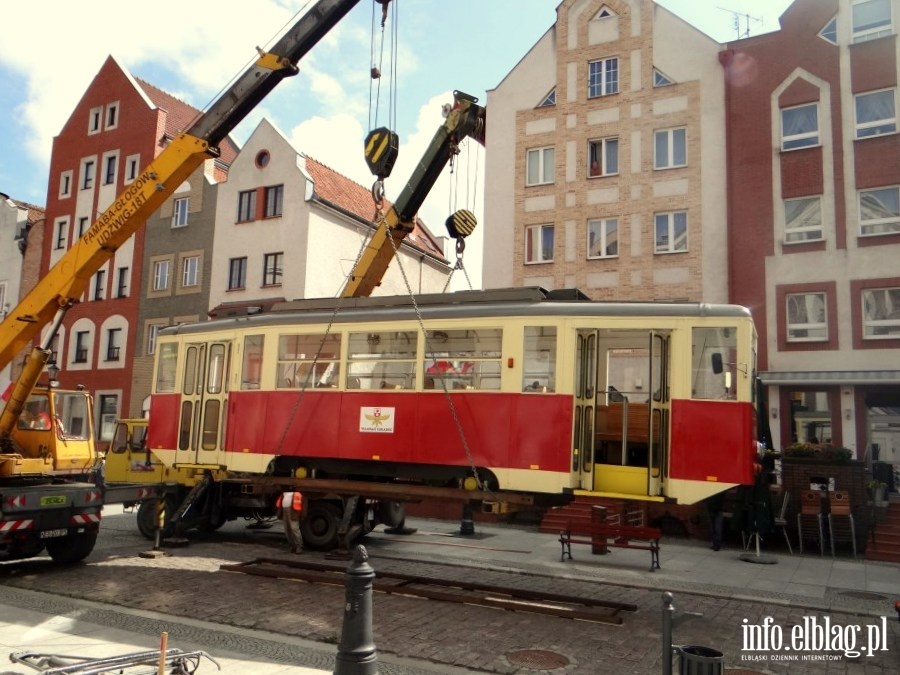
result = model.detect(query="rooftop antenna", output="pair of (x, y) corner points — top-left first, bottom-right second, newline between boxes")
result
(717, 6), (764, 39)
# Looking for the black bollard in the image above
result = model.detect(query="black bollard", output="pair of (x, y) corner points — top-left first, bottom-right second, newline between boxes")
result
(459, 502), (475, 536)
(661, 592), (674, 675)
(333, 545), (378, 675)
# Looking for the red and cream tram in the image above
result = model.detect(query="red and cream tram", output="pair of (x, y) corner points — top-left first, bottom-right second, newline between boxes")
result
(147, 287), (759, 506)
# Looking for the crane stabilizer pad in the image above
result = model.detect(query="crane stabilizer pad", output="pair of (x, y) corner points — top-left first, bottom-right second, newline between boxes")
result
(364, 127), (399, 179)
(446, 209), (477, 239)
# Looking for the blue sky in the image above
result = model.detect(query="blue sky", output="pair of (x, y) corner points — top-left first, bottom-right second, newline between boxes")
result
(0, 0), (791, 283)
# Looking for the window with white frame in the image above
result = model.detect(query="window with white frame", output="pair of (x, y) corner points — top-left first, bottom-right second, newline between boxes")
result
(263, 252), (283, 286)
(784, 197), (824, 242)
(588, 57), (619, 98)
(654, 211), (688, 253)
(855, 89), (896, 138)
(781, 103), (820, 149)
(587, 218), (618, 258)
(525, 224), (554, 263)
(588, 137), (618, 177)
(147, 323), (165, 355)
(654, 128), (687, 169)
(538, 89), (556, 107)
(93, 269), (105, 301)
(81, 160), (95, 190)
(859, 186), (900, 235)
(787, 292), (827, 341)
(264, 185), (283, 218)
(78, 216), (90, 238)
(852, 0), (892, 42)
(105, 102), (119, 130)
(172, 197), (189, 227)
(819, 16), (838, 44)
(59, 171), (72, 199)
(237, 189), (257, 222)
(653, 68), (674, 87)
(54, 218), (68, 250)
(125, 155), (140, 183)
(88, 106), (102, 134)
(152, 260), (170, 291)
(181, 255), (199, 287)
(116, 267), (128, 298)
(74, 331), (90, 363)
(105, 328), (121, 361)
(526, 146), (555, 186)
(103, 154), (116, 185)
(862, 287), (900, 338)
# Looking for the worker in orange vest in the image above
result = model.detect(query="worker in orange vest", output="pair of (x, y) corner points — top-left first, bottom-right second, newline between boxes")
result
(276, 491), (304, 554)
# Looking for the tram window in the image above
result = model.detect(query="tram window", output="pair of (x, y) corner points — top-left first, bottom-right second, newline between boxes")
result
(178, 401), (192, 451)
(523, 326), (556, 392)
(692, 327), (737, 400)
(241, 335), (264, 390)
(202, 399), (220, 449)
(207, 344), (227, 395)
(424, 328), (502, 390)
(183, 346), (199, 396)
(277, 333), (342, 389)
(347, 331), (416, 390)
(155, 343), (178, 393)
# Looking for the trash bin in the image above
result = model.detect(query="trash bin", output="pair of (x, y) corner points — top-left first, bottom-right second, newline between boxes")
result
(677, 645), (724, 675)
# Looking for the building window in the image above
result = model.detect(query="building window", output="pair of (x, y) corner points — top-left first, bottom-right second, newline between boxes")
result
(787, 292), (828, 342)
(785, 197), (823, 242)
(125, 155), (140, 183)
(237, 190), (257, 222)
(78, 216), (90, 238)
(74, 331), (90, 363)
(855, 89), (896, 138)
(88, 106), (102, 134)
(105, 328), (121, 361)
(54, 219), (68, 250)
(654, 211), (688, 253)
(93, 269), (106, 301)
(526, 146), (554, 186)
(103, 154), (116, 185)
(654, 128), (687, 169)
(59, 171), (72, 199)
(588, 137), (618, 177)
(525, 224), (554, 263)
(819, 16), (838, 44)
(587, 218), (618, 259)
(228, 257), (247, 290)
(153, 260), (170, 291)
(588, 57), (619, 98)
(538, 89), (556, 107)
(264, 185), (284, 218)
(263, 252), (283, 286)
(172, 197), (189, 228)
(81, 160), (95, 190)
(105, 102), (119, 130)
(863, 287), (900, 339)
(116, 267), (128, 298)
(147, 323), (164, 355)
(181, 255), (199, 288)
(255, 150), (270, 168)
(653, 68), (674, 87)
(859, 186), (900, 235)
(852, 0), (892, 42)
(781, 103), (819, 150)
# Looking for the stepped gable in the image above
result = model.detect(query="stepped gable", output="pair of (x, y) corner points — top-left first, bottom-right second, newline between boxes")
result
(303, 155), (447, 262)
(134, 77), (239, 165)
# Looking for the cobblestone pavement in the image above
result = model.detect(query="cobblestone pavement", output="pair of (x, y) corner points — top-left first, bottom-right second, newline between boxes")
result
(1, 508), (898, 674)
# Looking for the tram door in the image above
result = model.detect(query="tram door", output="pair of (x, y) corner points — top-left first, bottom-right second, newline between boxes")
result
(175, 341), (231, 466)
(647, 332), (670, 498)
(573, 330), (599, 489)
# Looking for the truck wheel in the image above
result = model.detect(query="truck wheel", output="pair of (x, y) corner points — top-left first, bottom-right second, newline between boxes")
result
(378, 500), (406, 528)
(137, 497), (177, 540)
(299, 501), (342, 550)
(46, 531), (98, 564)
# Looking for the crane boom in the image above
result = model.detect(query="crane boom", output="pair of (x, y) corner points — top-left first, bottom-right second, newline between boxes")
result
(0, 0), (364, 439)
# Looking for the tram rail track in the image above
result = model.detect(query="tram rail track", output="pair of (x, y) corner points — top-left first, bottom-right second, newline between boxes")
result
(220, 556), (637, 625)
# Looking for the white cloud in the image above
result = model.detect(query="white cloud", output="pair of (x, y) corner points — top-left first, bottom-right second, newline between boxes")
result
(288, 113), (370, 186)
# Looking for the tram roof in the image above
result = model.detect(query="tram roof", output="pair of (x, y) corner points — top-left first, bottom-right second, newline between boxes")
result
(164, 287), (751, 337)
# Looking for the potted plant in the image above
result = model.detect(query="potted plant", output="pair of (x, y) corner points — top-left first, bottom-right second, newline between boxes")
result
(868, 479), (888, 506)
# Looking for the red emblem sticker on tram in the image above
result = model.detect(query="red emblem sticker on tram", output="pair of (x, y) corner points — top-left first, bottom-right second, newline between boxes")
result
(360, 406), (395, 433)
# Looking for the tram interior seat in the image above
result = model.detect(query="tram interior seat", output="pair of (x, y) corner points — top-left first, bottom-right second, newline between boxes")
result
(595, 403), (650, 467)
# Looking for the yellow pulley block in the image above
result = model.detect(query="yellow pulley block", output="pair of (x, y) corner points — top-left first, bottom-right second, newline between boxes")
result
(445, 209), (477, 239)
(364, 127), (399, 180)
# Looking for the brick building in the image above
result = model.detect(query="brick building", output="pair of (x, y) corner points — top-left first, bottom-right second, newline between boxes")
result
(483, 0), (728, 303)
(722, 0), (900, 461)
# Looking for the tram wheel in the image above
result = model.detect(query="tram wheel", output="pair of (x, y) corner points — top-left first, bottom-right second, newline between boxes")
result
(300, 501), (342, 550)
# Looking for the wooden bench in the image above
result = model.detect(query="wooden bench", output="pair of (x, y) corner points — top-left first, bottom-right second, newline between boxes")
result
(559, 522), (662, 571)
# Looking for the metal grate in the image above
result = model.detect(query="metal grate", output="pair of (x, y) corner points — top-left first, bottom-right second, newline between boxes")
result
(506, 649), (570, 670)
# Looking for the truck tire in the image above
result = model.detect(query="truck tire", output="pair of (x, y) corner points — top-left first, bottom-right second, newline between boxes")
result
(378, 500), (406, 528)
(137, 496), (177, 540)
(299, 501), (342, 550)
(46, 530), (97, 564)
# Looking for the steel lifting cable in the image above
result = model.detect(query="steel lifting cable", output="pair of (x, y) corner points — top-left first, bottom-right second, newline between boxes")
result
(383, 228), (495, 498)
